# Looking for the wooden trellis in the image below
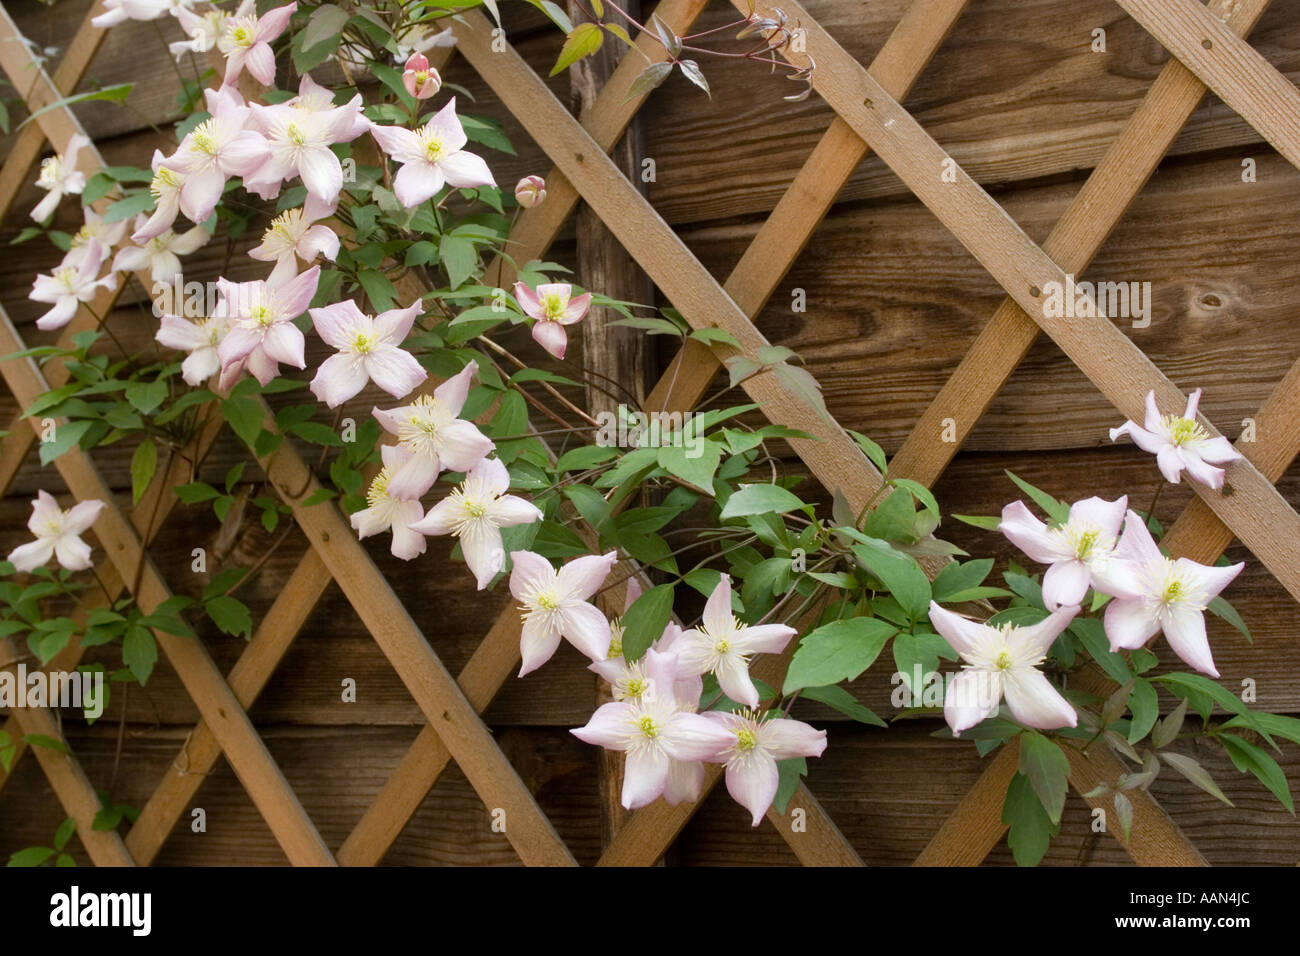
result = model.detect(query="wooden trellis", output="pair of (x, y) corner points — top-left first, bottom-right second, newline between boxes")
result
(1, 0), (1298, 866)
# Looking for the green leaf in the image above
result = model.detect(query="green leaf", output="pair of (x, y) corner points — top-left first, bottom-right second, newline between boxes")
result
(38, 419), (93, 465)
(1070, 617), (1132, 684)
(555, 444), (619, 474)
(1218, 733), (1294, 813)
(357, 268), (398, 313)
(122, 625), (157, 684)
(551, 22), (604, 76)
(719, 484), (809, 520)
(1002, 771), (1058, 867)
(7, 846), (55, 867)
(952, 513), (1001, 530)
(439, 234), (477, 289)
(130, 438), (157, 506)
(1152, 672), (1275, 750)
(19, 83), (133, 130)
(656, 441), (722, 494)
(850, 538), (931, 623)
(624, 61), (673, 101)
(205, 595), (253, 639)
(53, 817), (76, 851)
(286, 421), (344, 447)
(221, 396), (264, 449)
(1128, 678), (1159, 743)
(932, 558), (993, 603)
(773, 756), (806, 814)
(1112, 791), (1134, 843)
(302, 3), (349, 49)
(1160, 751), (1233, 806)
(1005, 470), (1069, 526)
(1019, 731), (1070, 825)
(22, 734), (70, 755)
(101, 189), (155, 224)
(620, 583), (675, 662)
(677, 59), (710, 96)
(798, 684), (888, 727)
(1208, 596), (1251, 644)
(783, 617), (897, 694)
(174, 482), (222, 504)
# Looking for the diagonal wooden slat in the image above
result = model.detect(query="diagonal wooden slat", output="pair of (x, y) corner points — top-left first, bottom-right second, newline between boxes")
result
(1116, 0), (1300, 170)
(889, 0), (1272, 488)
(743, 0), (1300, 606)
(914, 738), (1020, 866)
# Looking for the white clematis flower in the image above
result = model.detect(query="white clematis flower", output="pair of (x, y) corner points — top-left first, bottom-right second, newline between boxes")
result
(7, 491), (106, 572)
(509, 550), (618, 675)
(999, 495), (1127, 611)
(1110, 389), (1243, 490)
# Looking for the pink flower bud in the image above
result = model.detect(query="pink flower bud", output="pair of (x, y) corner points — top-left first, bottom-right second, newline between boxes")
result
(402, 53), (442, 100)
(514, 175), (546, 209)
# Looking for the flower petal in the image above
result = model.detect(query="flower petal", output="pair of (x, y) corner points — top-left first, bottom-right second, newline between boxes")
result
(1103, 598), (1161, 651)
(944, 668), (1002, 737)
(1002, 668), (1077, 730)
(556, 551), (617, 602)
(725, 752), (779, 827)
(1162, 604), (1219, 677)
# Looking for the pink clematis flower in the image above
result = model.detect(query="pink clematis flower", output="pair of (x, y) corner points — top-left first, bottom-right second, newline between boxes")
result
(351, 445), (426, 561)
(514, 175), (546, 209)
(510, 550), (618, 676)
(29, 240), (116, 331)
(371, 362), (494, 499)
(572, 650), (736, 810)
(170, 5), (230, 59)
(111, 219), (209, 284)
(31, 134), (89, 222)
(308, 299), (427, 407)
(370, 97), (495, 208)
(703, 709), (827, 826)
(674, 574), (795, 709)
(156, 313), (227, 386)
(513, 282), (591, 360)
(284, 73), (371, 142)
(65, 209), (129, 269)
(590, 585), (704, 708)
(244, 97), (358, 204)
(929, 602), (1079, 736)
(247, 194), (340, 284)
(1110, 389), (1243, 490)
(999, 495), (1127, 612)
(1091, 510), (1243, 677)
(402, 53), (441, 99)
(218, 0), (296, 88)
(7, 492), (106, 573)
(215, 264), (319, 385)
(408, 456), (542, 589)
(167, 87), (270, 224)
(393, 20), (456, 61)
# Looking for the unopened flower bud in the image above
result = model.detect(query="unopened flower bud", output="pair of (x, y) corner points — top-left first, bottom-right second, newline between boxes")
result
(402, 53), (442, 100)
(515, 175), (546, 209)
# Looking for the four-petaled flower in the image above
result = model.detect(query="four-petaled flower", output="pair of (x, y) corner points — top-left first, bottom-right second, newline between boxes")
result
(247, 194), (340, 283)
(1110, 389), (1243, 490)
(409, 456), (542, 589)
(156, 313), (228, 386)
(111, 220), (209, 284)
(703, 709), (827, 826)
(371, 363), (494, 499)
(215, 264), (320, 385)
(309, 298), (428, 407)
(370, 98), (495, 208)
(218, 0), (297, 88)
(999, 495), (1126, 612)
(928, 602), (1080, 736)
(512, 281), (592, 360)
(1091, 509), (1242, 677)
(7, 491), (106, 573)
(509, 550), (617, 676)
(32, 134), (89, 222)
(29, 239), (117, 331)
(674, 574), (795, 708)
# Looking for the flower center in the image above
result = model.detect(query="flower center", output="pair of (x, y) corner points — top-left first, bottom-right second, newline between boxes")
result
(637, 715), (659, 739)
(422, 132), (445, 164)
(38, 157), (63, 188)
(230, 18), (257, 48)
(541, 294), (565, 322)
(994, 648), (1014, 671)
(1165, 415), (1208, 447)
(734, 727), (757, 752)
(250, 303), (274, 326)
(1057, 519), (1103, 560)
(151, 166), (181, 197)
(190, 120), (219, 157)
(351, 331), (375, 354)
(56, 267), (78, 289)
(366, 469), (393, 508)
(534, 591), (560, 611)
(624, 677), (646, 698)
(286, 122), (306, 147)
(607, 619), (624, 658)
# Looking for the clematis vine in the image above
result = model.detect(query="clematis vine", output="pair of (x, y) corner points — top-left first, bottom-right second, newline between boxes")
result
(371, 363), (495, 499)
(999, 495), (1126, 612)
(156, 312), (228, 386)
(513, 282), (591, 360)
(370, 98), (495, 209)
(7, 492), (106, 573)
(351, 445), (427, 561)
(703, 709), (827, 826)
(929, 602), (1080, 736)
(1110, 389), (1243, 490)
(308, 299), (428, 407)
(1091, 509), (1243, 677)
(215, 264), (320, 386)
(408, 456), (542, 589)
(218, 0), (296, 88)
(572, 650), (736, 810)
(32, 134), (89, 222)
(509, 550), (617, 676)
(29, 240), (116, 331)
(674, 574), (795, 709)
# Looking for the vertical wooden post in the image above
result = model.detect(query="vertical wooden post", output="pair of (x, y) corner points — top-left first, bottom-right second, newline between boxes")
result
(568, 0), (654, 850)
